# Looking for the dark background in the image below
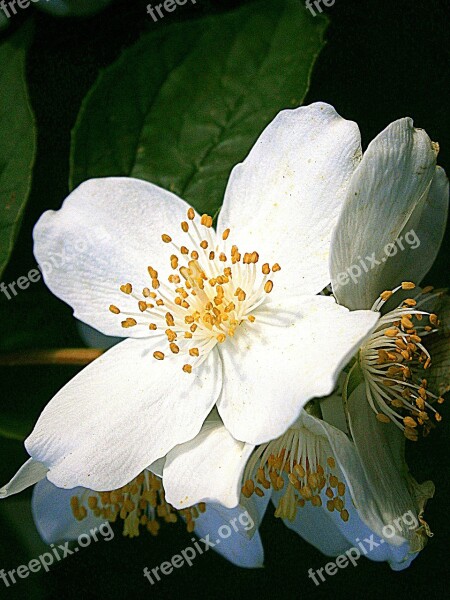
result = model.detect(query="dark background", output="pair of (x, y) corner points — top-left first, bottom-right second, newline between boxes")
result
(0, 0), (449, 598)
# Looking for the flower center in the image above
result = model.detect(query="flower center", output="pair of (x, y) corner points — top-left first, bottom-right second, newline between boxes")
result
(360, 282), (444, 441)
(241, 423), (349, 523)
(70, 470), (205, 538)
(110, 209), (281, 373)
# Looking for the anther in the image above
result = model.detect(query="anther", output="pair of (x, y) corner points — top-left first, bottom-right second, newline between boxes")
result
(121, 318), (137, 328)
(264, 280), (274, 294)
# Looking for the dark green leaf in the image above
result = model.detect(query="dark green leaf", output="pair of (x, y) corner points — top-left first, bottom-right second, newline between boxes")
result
(0, 23), (37, 278)
(70, 0), (327, 216)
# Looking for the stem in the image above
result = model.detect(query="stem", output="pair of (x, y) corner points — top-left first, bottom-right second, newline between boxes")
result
(0, 349), (104, 367)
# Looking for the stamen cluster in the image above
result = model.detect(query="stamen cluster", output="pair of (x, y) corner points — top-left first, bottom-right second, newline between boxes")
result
(70, 471), (205, 538)
(109, 209), (281, 373)
(241, 426), (349, 522)
(361, 283), (444, 440)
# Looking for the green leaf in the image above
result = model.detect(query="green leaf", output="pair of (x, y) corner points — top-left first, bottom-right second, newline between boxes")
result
(70, 0), (327, 216)
(0, 23), (37, 278)
(0, 364), (83, 441)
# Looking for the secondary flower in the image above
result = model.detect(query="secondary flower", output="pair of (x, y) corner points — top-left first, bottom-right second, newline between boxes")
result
(320, 114), (449, 565)
(0, 102), (379, 500)
(28, 411), (267, 568)
(329, 115), (448, 442)
(239, 407), (434, 570)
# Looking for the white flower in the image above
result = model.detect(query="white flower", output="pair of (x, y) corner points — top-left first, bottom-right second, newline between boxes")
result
(238, 408), (434, 570)
(321, 115), (448, 564)
(30, 465), (268, 568)
(0, 103), (379, 501)
(29, 412), (268, 568)
(329, 114), (448, 436)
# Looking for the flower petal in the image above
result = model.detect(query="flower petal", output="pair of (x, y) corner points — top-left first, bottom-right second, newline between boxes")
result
(32, 479), (107, 544)
(374, 166), (448, 293)
(346, 383), (434, 553)
(217, 295), (378, 444)
(273, 486), (354, 557)
(147, 457), (165, 478)
(330, 118), (438, 309)
(33, 177), (199, 337)
(218, 102), (362, 297)
(0, 458), (48, 498)
(25, 337), (222, 491)
(191, 496), (269, 568)
(163, 416), (255, 509)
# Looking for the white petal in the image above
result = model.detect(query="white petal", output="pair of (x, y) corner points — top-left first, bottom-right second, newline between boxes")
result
(163, 419), (254, 509)
(33, 177), (199, 337)
(25, 337), (222, 491)
(273, 485), (354, 557)
(330, 118), (438, 309)
(346, 383), (434, 553)
(0, 458), (48, 498)
(32, 479), (107, 544)
(372, 165), (448, 293)
(218, 102), (361, 297)
(191, 496), (269, 568)
(217, 295), (378, 444)
(147, 457), (165, 478)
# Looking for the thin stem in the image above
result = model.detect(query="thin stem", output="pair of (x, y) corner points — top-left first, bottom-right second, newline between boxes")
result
(0, 349), (104, 367)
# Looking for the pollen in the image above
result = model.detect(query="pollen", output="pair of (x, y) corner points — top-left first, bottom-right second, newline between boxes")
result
(120, 283), (132, 295)
(70, 471), (205, 538)
(264, 280), (274, 294)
